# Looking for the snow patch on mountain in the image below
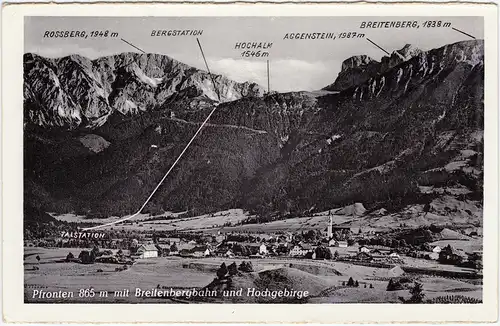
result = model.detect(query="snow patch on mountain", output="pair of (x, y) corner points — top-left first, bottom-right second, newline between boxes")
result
(131, 64), (163, 87)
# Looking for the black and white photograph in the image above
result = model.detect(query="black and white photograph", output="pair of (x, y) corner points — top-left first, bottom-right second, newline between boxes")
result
(11, 8), (494, 311)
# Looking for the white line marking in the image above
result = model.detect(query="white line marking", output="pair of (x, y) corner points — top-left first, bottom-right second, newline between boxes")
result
(81, 104), (219, 231)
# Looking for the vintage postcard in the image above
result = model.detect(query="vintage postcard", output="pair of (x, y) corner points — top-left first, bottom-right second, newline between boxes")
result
(2, 2), (498, 324)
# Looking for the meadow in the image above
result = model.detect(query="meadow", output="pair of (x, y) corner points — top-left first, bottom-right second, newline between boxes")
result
(24, 247), (482, 304)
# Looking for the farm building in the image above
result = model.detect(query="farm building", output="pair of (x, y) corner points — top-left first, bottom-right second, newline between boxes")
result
(192, 246), (211, 258)
(328, 239), (338, 247)
(389, 252), (400, 259)
(439, 245), (468, 264)
(179, 249), (192, 257)
(157, 237), (181, 245)
(214, 246), (230, 256)
(429, 252), (439, 260)
(178, 242), (196, 251)
(231, 242), (267, 256)
(214, 235), (226, 242)
(289, 244), (311, 257)
(154, 245), (171, 257)
(337, 241), (348, 248)
(259, 243), (268, 255)
(136, 244), (158, 258)
(432, 246), (442, 253)
(359, 246), (371, 253)
(356, 252), (373, 262)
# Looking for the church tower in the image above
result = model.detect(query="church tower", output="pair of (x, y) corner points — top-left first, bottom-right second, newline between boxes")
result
(327, 211), (333, 239)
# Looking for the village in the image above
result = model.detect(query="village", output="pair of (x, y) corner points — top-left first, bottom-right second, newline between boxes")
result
(25, 211), (483, 278)
(24, 204), (484, 305)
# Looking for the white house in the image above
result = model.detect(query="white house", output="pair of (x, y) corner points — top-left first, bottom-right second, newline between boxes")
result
(337, 241), (348, 248)
(289, 245), (310, 257)
(289, 245), (306, 257)
(259, 244), (268, 255)
(429, 252), (439, 260)
(136, 244), (158, 258)
(359, 246), (371, 253)
(167, 237), (181, 244)
(192, 246), (211, 258)
(432, 246), (442, 253)
(214, 235), (226, 243)
(328, 239), (338, 247)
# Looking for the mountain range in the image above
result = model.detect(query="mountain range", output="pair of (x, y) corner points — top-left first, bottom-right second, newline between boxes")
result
(24, 52), (263, 129)
(24, 40), (484, 227)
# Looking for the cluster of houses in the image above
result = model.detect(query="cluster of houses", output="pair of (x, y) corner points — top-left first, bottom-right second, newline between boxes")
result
(125, 219), (362, 260)
(128, 225), (381, 263)
(131, 238), (478, 267)
(129, 231), (356, 260)
(132, 239), (408, 265)
(352, 244), (482, 268)
(352, 245), (404, 264)
(107, 217), (483, 269)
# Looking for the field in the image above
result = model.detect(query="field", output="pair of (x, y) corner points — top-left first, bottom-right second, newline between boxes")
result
(52, 209), (253, 232)
(25, 247), (215, 303)
(24, 247), (482, 304)
(51, 208), (360, 233)
(51, 201), (481, 236)
(429, 239), (482, 253)
(221, 214), (355, 234)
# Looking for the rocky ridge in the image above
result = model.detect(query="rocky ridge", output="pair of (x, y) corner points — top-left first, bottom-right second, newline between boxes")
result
(323, 44), (423, 91)
(24, 52), (263, 129)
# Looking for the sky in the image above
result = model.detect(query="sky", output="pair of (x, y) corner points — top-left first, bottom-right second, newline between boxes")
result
(25, 16), (484, 92)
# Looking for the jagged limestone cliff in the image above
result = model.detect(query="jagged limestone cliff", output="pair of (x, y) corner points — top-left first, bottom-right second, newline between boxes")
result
(24, 52), (263, 129)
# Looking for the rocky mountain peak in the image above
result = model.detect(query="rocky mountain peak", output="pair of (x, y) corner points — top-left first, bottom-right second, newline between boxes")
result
(340, 55), (375, 72)
(324, 54), (380, 92)
(341, 39), (484, 106)
(323, 41), (482, 92)
(380, 44), (423, 72)
(396, 44), (421, 59)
